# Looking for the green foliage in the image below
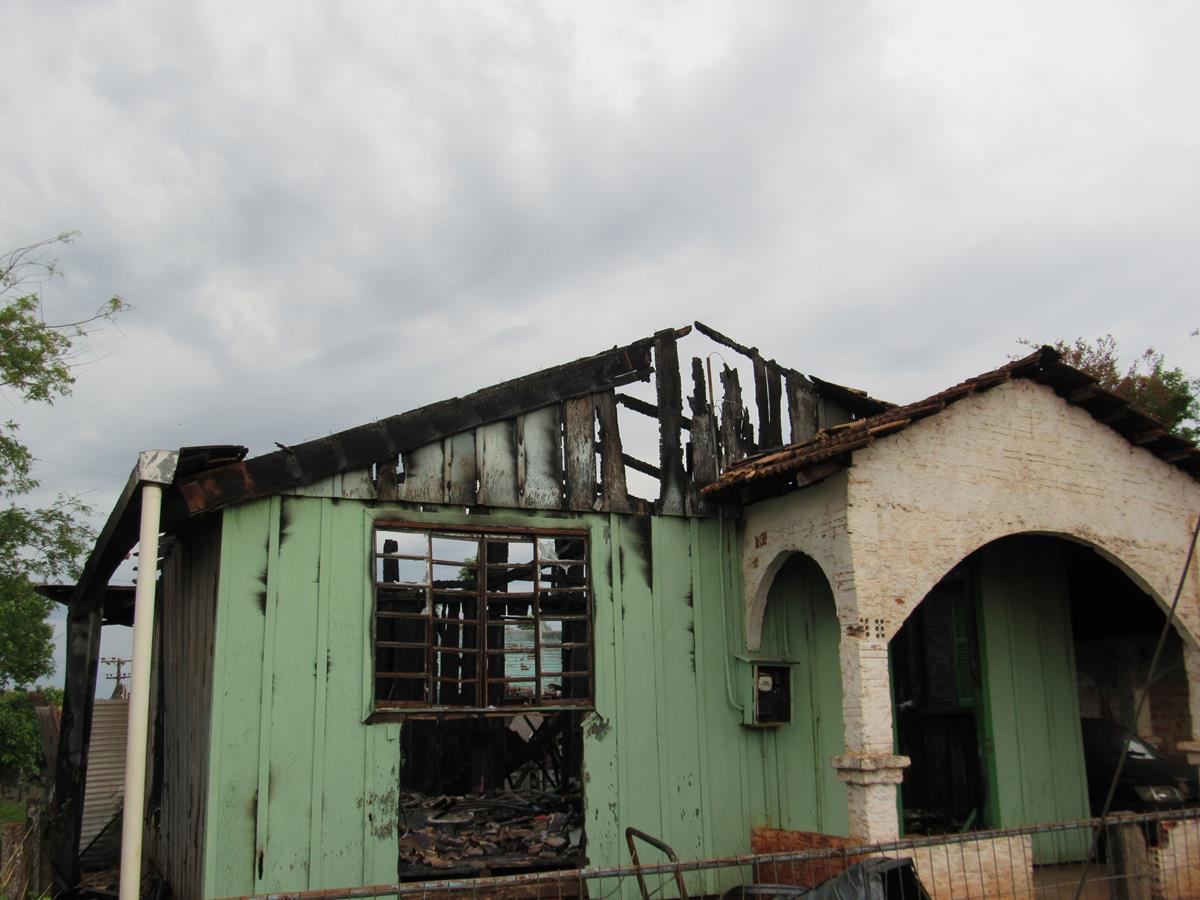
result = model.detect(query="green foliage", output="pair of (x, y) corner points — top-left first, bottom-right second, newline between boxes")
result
(0, 235), (126, 690)
(1039, 335), (1200, 442)
(0, 796), (27, 824)
(0, 692), (41, 784)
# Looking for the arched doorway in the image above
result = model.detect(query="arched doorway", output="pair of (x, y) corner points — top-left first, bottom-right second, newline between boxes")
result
(890, 534), (1192, 862)
(756, 553), (848, 835)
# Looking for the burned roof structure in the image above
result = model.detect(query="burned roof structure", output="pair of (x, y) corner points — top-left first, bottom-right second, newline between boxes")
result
(704, 345), (1200, 502)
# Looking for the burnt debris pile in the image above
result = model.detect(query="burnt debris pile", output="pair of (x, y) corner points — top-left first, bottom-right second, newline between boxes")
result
(399, 788), (584, 872)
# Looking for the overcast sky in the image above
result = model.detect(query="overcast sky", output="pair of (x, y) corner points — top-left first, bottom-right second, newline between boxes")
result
(4, 1), (1197, 687)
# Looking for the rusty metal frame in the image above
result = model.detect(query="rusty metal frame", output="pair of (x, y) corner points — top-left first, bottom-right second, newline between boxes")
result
(372, 521), (594, 716)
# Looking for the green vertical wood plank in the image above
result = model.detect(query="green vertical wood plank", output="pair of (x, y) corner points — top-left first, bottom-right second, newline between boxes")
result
(317, 499), (373, 885)
(654, 518), (706, 859)
(807, 559), (849, 836)
(756, 554), (847, 835)
(359, 508), (400, 885)
(977, 538), (1089, 863)
(616, 516), (665, 844)
(253, 497), (283, 891)
(205, 500), (272, 899)
(307, 499), (333, 884)
(361, 721), (401, 884)
(649, 517), (673, 847)
(260, 497), (323, 888)
(582, 516), (621, 873)
(688, 518), (715, 863)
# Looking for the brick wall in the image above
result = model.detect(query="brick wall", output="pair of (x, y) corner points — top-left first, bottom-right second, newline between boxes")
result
(1151, 818), (1200, 899)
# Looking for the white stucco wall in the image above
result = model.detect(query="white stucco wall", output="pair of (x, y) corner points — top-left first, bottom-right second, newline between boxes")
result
(741, 377), (1200, 817)
(844, 378), (1200, 646)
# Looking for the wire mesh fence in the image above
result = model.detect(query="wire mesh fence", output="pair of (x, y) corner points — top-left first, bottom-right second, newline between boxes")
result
(219, 807), (1200, 900)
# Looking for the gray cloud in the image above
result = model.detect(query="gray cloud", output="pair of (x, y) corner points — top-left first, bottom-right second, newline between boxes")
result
(3, 0), (1198, 684)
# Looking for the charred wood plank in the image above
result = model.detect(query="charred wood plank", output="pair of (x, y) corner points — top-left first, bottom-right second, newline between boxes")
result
(752, 354), (771, 449)
(785, 369), (819, 444)
(688, 356), (719, 491)
(694, 319), (758, 360)
(562, 396), (597, 510)
(765, 360), (784, 448)
(178, 333), (668, 514)
(401, 442), (446, 503)
(594, 390), (630, 512)
(517, 406), (563, 509)
(442, 432), (477, 506)
(615, 393), (692, 429)
(654, 331), (687, 516)
(621, 453), (662, 479)
(476, 420), (519, 507)
(375, 458), (402, 501)
(48, 593), (104, 892)
(719, 365), (751, 465)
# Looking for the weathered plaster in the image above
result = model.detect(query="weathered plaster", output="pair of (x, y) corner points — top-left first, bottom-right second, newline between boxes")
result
(741, 470), (855, 652)
(740, 377), (1200, 841)
(843, 378), (1200, 648)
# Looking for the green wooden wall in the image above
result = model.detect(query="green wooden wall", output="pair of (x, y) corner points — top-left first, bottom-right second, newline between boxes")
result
(201, 497), (849, 898)
(975, 537), (1090, 863)
(753, 555), (848, 836)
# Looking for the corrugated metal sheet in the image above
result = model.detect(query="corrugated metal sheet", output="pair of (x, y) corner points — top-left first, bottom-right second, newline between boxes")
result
(81, 698), (127, 851)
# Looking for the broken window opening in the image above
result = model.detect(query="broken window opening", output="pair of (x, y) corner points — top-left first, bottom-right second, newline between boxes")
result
(374, 524), (593, 713)
(398, 711), (586, 877)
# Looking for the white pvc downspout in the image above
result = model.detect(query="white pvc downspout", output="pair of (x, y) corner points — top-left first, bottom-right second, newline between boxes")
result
(119, 451), (177, 900)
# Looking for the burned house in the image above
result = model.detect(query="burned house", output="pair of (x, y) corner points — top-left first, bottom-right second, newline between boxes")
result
(46, 326), (1200, 899)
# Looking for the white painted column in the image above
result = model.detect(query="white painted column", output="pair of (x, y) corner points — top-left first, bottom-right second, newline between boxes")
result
(834, 630), (909, 842)
(117, 449), (178, 900)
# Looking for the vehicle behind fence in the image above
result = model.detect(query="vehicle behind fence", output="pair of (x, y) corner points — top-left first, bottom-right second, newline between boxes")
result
(224, 808), (1200, 900)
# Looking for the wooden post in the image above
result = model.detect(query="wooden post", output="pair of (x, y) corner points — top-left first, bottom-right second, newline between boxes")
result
(765, 362), (784, 448)
(595, 391), (630, 512)
(46, 592), (104, 892)
(562, 396), (598, 510)
(654, 331), (686, 516)
(785, 370), (820, 444)
(720, 366), (750, 465)
(687, 358), (719, 489)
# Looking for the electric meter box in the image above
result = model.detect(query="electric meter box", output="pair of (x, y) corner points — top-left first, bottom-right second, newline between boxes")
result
(742, 663), (791, 727)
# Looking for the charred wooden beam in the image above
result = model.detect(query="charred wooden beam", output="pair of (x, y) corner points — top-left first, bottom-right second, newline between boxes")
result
(178, 333), (674, 515)
(694, 319), (758, 360)
(614, 392), (692, 429)
(621, 453), (662, 479)
(719, 365), (752, 465)
(654, 331), (687, 515)
(1130, 427), (1167, 445)
(47, 592), (104, 892)
(785, 369), (819, 444)
(764, 361), (784, 448)
(752, 355), (771, 449)
(688, 357), (719, 488)
(594, 391), (630, 512)
(562, 396), (598, 510)
(1065, 385), (1100, 402)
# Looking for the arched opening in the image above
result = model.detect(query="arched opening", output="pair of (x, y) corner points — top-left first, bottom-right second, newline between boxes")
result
(890, 534), (1192, 861)
(755, 553), (848, 835)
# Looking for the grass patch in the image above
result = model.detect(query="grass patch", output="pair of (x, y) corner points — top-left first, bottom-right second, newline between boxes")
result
(0, 797), (26, 825)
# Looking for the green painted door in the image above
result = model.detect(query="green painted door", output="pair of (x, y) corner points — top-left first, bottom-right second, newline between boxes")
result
(760, 555), (848, 835)
(975, 537), (1089, 863)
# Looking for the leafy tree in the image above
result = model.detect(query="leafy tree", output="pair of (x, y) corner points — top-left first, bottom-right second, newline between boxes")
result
(1037, 335), (1199, 442)
(0, 234), (125, 690)
(0, 691), (42, 784)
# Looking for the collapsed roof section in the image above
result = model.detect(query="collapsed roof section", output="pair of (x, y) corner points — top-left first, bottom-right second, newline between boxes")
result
(703, 345), (1200, 501)
(172, 322), (881, 519)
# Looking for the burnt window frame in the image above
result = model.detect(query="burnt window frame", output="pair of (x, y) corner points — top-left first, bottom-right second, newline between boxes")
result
(371, 521), (594, 717)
